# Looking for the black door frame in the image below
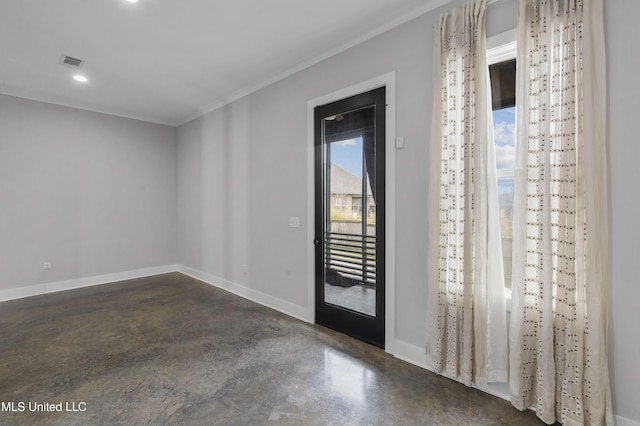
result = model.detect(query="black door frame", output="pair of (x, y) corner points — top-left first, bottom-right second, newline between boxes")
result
(314, 87), (385, 348)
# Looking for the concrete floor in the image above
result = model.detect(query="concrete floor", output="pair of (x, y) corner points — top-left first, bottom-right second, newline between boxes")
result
(0, 273), (544, 425)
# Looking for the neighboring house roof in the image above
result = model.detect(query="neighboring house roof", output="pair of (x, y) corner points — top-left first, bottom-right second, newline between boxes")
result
(330, 163), (372, 196)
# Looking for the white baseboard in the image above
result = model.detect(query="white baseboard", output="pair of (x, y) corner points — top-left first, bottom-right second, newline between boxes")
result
(0, 264), (178, 302)
(386, 337), (431, 370)
(387, 338), (510, 401)
(177, 265), (312, 323)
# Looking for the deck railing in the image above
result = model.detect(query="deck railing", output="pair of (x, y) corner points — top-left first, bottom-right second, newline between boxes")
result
(324, 231), (376, 286)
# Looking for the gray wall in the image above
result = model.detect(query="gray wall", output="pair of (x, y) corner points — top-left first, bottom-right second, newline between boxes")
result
(606, 0), (640, 424)
(0, 95), (177, 290)
(177, 0), (640, 423)
(176, 0), (519, 352)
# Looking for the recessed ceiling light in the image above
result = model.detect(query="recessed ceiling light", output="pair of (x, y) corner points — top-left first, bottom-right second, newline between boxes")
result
(125, 0), (139, 3)
(73, 75), (88, 83)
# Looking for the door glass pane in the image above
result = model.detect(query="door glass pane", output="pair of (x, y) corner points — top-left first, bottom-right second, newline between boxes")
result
(322, 106), (376, 316)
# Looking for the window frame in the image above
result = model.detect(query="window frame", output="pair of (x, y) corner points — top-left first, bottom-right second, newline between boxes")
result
(487, 29), (517, 65)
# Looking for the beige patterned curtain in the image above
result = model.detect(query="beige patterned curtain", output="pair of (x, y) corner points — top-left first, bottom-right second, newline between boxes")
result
(509, 0), (612, 424)
(426, 0), (508, 388)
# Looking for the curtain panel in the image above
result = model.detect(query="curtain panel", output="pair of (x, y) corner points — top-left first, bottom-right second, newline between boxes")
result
(509, 0), (611, 424)
(426, 0), (508, 388)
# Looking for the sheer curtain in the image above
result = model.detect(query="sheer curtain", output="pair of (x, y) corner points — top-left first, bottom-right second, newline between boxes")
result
(509, 0), (611, 424)
(426, 0), (508, 388)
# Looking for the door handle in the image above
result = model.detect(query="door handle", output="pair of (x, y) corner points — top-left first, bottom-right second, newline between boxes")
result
(313, 239), (320, 245)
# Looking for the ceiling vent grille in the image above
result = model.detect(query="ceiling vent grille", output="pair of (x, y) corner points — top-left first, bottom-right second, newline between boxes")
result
(60, 55), (83, 68)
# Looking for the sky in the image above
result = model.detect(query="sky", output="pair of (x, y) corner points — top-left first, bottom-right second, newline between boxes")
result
(330, 136), (363, 177)
(493, 107), (516, 170)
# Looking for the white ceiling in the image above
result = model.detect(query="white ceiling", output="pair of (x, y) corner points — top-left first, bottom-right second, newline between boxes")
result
(0, 0), (446, 126)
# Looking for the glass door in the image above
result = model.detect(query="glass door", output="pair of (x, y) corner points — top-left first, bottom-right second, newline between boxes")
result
(314, 87), (385, 348)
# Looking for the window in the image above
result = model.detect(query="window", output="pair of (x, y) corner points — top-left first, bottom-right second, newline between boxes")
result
(335, 195), (346, 207)
(352, 196), (362, 213)
(488, 32), (516, 290)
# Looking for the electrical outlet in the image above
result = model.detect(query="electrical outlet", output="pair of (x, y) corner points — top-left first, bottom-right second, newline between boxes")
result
(243, 264), (248, 274)
(43, 262), (52, 270)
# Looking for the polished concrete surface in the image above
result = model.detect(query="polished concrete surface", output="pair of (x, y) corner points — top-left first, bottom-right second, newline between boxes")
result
(0, 273), (544, 425)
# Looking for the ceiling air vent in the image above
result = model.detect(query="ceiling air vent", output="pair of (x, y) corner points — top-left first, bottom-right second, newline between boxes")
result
(60, 55), (83, 68)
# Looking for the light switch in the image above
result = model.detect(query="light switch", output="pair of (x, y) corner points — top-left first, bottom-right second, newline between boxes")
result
(289, 216), (300, 228)
(395, 136), (405, 149)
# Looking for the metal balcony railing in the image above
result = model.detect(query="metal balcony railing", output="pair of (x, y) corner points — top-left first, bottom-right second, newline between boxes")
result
(324, 231), (376, 286)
